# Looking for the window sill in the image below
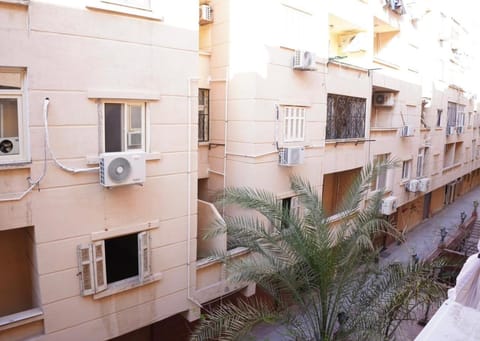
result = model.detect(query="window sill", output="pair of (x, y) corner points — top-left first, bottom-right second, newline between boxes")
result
(0, 308), (43, 332)
(326, 209), (357, 224)
(86, 152), (162, 165)
(0, 0), (29, 5)
(442, 163), (461, 173)
(196, 247), (249, 269)
(0, 161), (31, 171)
(370, 127), (398, 132)
(325, 138), (370, 146)
(85, 1), (163, 21)
(93, 273), (162, 300)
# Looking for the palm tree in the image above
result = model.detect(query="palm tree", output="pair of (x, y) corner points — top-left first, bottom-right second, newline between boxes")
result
(190, 162), (445, 341)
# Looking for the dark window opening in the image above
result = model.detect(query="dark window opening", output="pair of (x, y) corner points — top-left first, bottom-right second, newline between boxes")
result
(105, 103), (123, 153)
(281, 197), (292, 229)
(198, 89), (210, 142)
(105, 233), (138, 283)
(437, 109), (443, 127)
(326, 94), (366, 140)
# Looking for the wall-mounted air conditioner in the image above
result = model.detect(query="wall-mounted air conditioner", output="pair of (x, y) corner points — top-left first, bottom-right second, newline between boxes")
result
(199, 4), (213, 25)
(456, 126), (465, 134)
(0, 136), (19, 155)
(279, 147), (305, 166)
(293, 50), (317, 71)
(373, 92), (395, 107)
(447, 126), (456, 135)
(405, 179), (419, 192)
(418, 178), (431, 193)
(400, 125), (414, 137)
(380, 196), (398, 215)
(100, 151), (146, 187)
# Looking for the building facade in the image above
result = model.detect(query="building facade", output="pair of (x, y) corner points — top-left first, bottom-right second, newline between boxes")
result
(0, 0), (205, 340)
(198, 0), (480, 258)
(0, 0), (479, 340)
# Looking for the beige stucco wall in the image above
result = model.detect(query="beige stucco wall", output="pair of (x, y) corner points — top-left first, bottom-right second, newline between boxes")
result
(0, 1), (199, 339)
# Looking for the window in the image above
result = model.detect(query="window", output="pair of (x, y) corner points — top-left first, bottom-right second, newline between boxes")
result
(281, 196), (302, 229)
(416, 148), (425, 177)
(0, 68), (27, 163)
(102, 0), (150, 10)
(322, 168), (361, 217)
(104, 102), (145, 153)
(401, 160), (411, 180)
(198, 89), (209, 142)
(444, 143), (455, 168)
(77, 231), (151, 296)
(436, 109), (443, 127)
(372, 154), (389, 191)
(326, 94), (366, 140)
(284, 106), (306, 142)
(0, 227), (42, 331)
(447, 102), (465, 130)
(281, 4), (313, 50)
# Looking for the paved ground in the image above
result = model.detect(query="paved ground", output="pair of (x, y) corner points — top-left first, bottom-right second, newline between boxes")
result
(249, 186), (480, 341)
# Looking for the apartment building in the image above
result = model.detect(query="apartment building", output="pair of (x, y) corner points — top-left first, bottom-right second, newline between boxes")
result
(1, 0), (479, 340)
(198, 0), (480, 263)
(0, 0), (207, 340)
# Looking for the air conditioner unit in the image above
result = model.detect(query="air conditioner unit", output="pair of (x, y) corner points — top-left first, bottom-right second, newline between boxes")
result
(0, 137), (19, 155)
(279, 147), (305, 166)
(100, 151), (146, 187)
(127, 131), (142, 148)
(456, 126), (464, 134)
(400, 125), (414, 137)
(447, 126), (456, 135)
(405, 179), (419, 193)
(293, 50), (317, 71)
(418, 178), (431, 193)
(373, 92), (395, 107)
(199, 4), (213, 25)
(380, 196), (398, 215)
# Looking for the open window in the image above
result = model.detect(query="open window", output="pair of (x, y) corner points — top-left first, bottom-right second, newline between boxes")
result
(0, 68), (27, 164)
(103, 102), (146, 153)
(0, 227), (42, 329)
(77, 231), (152, 297)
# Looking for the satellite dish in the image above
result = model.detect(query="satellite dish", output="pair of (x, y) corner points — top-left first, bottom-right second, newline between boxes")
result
(108, 157), (131, 183)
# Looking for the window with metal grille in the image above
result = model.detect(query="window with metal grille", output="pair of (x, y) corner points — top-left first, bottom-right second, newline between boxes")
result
(326, 94), (366, 140)
(198, 89), (209, 142)
(284, 106), (306, 142)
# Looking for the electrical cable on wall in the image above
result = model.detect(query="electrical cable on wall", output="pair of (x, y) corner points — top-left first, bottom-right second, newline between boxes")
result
(43, 97), (99, 174)
(0, 97), (98, 202)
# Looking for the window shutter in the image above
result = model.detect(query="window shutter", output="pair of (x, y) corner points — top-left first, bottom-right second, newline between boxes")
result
(138, 231), (151, 282)
(92, 241), (107, 293)
(77, 244), (95, 296)
(290, 195), (303, 218)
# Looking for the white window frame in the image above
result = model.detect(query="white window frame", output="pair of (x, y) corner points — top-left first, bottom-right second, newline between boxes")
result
(401, 160), (411, 180)
(284, 106), (306, 142)
(0, 68), (28, 164)
(77, 230), (155, 298)
(373, 153), (389, 191)
(416, 148), (425, 178)
(102, 101), (147, 153)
